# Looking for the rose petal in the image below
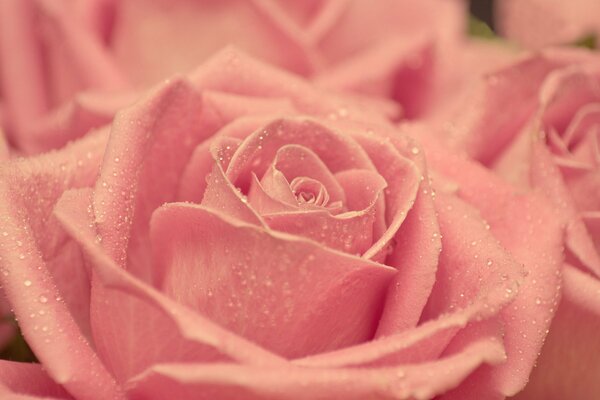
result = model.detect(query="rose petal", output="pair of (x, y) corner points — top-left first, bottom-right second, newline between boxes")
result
(296, 302), (506, 369)
(54, 188), (285, 382)
(0, 131), (122, 399)
(126, 338), (505, 400)
(316, 37), (434, 118)
(248, 173), (296, 214)
(0, 0), (48, 143)
(531, 142), (600, 275)
(150, 202), (395, 358)
(93, 78), (208, 275)
(111, 0), (313, 85)
(267, 144), (346, 205)
(497, 0), (600, 49)
(22, 91), (138, 154)
(512, 265), (600, 399)
(35, 0), (128, 105)
(225, 118), (375, 191)
(0, 360), (71, 399)
(422, 193), (524, 320)
(423, 138), (565, 396)
(189, 47), (387, 124)
(261, 169), (385, 254)
(440, 50), (592, 164)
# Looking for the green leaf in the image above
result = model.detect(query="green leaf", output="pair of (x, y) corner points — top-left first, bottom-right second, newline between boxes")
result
(468, 15), (496, 39)
(572, 34), (597, 49)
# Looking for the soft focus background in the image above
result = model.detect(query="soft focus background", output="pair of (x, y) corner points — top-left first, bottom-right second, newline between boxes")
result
(471, 0), (495, 29)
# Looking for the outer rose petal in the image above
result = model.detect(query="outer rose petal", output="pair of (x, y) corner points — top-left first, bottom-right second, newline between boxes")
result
(150, 202), (395, 358)
(345, 131), (436, 333)
(35, 0), (128, 104)
(497, 0), (600, 49)
(422, 137), (564, 396)
(512, 265), (600, 399)
(110, 0), (313, 85)
(126, 338), (506, 400)
(22, 91), (138, 154)
(54, 188), (286, 382)
(0, 131), (123, 399)
(0, 0), (48, 143)
(0, 360), (71, 399)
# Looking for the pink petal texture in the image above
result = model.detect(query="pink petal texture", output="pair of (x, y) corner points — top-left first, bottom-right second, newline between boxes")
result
(0, 360), (72, 399)
(126, 337), (506, 400)
(512, 265), (600, 399)
(54, 188), (286, 382)
(150, 202), (395, 358)
(497, 0), (600, 49)
(0, 0), (48, 144)
(0, 130), (124, 399)
(420, 136), (565, 396)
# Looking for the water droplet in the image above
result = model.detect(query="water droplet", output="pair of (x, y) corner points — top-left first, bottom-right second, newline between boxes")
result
(39, 295), (48, 304)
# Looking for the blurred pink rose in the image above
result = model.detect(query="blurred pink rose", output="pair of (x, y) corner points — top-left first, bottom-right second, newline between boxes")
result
(0, 0), (466, 154)
(428, 47), (600, 399)
(496, 0), (600, 49)
(0, 50), (564, 399)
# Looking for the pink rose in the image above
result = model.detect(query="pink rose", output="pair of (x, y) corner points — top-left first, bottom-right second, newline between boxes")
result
(427, 47), (600, 399)
(496, 0), (600, 49)
(0, 0), (464, 153)
(0, 50), (564, 399)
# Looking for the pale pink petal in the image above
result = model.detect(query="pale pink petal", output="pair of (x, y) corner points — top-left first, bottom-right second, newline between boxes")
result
(512, 265), (600, 399)
(316, 37), (434, 118)
(268, 144), (346, 205)
(225, 118), (375, 191)
(126, 338), (505, 400)
(150, 202), (394, 358)
(178, 117), (280, 203)
(54, 188), (285, 382)
(354, 134), (420, 262)
(110, 0), (313, 86)
(423, 138), (565, 396)
(0, 0), (48, 144)
(93, 78), (209, 274)
(531, 142), (600, 275)
(497, 0), (600, 49)
(253, 168), (297, 209)
(261, 169), (386, 253)
(0, 360), (71, 399)
(342, 131), (440, 334)
(422, 193), (524, 321)
(440, 51), (591, 164)
(35, 0), (129, 106)
(189, 48), (388, 124)
(0, 131), (122, 399)
(316, 0), (464, 65)
(22, 91), (137, 154)
(297, 303), (507, 369)
(248, 174), (296, 214)
(201, 149), (264, 226)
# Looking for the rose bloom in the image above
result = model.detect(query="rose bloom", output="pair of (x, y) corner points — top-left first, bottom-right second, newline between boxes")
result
(0, 49), (565, 399)
(0, 0), (469, 153)
(426, 47), (600, 399)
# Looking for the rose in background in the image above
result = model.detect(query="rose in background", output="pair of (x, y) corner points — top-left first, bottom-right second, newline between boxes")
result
(0, 49), (564, 399)
(424, 45), (600, 398)
(0, 0), (477, 154)
(496, 0), (600, 49)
